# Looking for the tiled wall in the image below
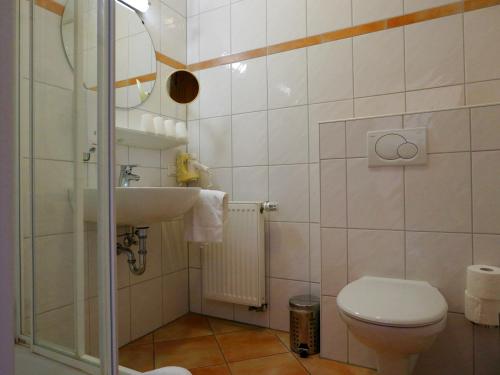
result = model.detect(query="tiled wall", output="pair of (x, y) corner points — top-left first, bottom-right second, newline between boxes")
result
(185, 0), (500, 372)
(319, 104), (500, 374)
(20, 0), (191, 352)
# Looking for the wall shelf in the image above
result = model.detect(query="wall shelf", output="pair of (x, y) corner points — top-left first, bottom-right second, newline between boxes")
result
(116, 127), (187, 150)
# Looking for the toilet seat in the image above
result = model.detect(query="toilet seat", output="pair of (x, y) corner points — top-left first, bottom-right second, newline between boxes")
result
(337, 276), (447, 328)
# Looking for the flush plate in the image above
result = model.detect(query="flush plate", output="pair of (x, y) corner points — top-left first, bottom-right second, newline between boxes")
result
(367, 127), (427, 167)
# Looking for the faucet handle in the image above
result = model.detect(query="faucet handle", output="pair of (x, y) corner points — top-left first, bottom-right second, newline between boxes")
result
(121, 164), (138, 173)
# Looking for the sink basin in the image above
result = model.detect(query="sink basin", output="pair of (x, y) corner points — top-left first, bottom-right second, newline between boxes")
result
(84, 187), (200, 226)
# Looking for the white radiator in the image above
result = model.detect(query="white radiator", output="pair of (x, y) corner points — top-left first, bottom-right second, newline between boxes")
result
(202, 202), (266, 308)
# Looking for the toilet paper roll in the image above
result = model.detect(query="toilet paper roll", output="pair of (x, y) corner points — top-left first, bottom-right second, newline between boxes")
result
(464, 289), (500, 326)
(466, 265), (500, 300)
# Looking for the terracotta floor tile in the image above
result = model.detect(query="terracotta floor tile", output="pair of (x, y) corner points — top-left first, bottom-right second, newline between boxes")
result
(119, 343), (154, 372)
(298, 354), (377, 375)
(126, 333), (153, 347)
(155, 335), (225, 369)
(229, 353), (308, 375)
(217, 330), (288, 362)
(267, 329), (291, 350)
(189, 365), (231, 375)
(209, 317), (257, 335)
(154, 314), (213, 342)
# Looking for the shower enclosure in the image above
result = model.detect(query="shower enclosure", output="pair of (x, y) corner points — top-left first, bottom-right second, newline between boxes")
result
(17, 0), (119, 373)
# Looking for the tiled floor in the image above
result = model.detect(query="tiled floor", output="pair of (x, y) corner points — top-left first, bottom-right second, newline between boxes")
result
(119, 313), (375, 375)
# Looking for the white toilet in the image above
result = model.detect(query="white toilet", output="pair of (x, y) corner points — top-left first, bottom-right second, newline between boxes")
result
(337, 276), (448, 375)
(144, 367), (192, 375)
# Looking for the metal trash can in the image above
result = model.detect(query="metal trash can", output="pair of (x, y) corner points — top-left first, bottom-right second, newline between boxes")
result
(289, 295), (320, 358)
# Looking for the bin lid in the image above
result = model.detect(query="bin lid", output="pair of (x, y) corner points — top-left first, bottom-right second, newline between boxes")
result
(289, 295), (320, 311)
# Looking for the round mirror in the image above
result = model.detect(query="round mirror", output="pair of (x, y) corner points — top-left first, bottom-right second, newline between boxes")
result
(166, 70), (200, 104)
(61, 0), (157, 108)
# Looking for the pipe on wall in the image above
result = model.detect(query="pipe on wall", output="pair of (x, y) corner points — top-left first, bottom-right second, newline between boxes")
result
(0, 0), (17, 373)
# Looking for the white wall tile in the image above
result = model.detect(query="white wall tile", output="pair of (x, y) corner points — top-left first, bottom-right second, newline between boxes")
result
(473, 234), (500, 266)
(199, 65), (231, 118)
(200, 0), (229, 13)
(353, 28), (405, 97)
(466, 79), (500, 105)
(346, 115), (403, 158)
(189, 268), (202, 313)
(406, 84), (465, 112)
(210, 167), (233, 196)
(117, 288), (131, 347)
(34, 160), (74, 236)
(232, 166), (269, 201)
(320, 159), (347, 227)
(34, 234), (74, 313)
(404, 0), (455, 13)
(187, 0), (200, 16)
(267, 0), (307, 45)
(268, 106), (309, 165)
(309, 164), (320, 223)
(320, 296), (348, 362)
(163, 270), (189, 324)
(161, 4), (187, 64)
(319, 121), (346, 160)
(269, 278), (309, 331)
(354, 93), (406, 118)
(231, 0), (266, 54)
(232, 111), (268, 166)
(202, 299), (234, 320)
(199, 5), (230, 60)
(267, 48), (308, 109)
(308, 39), (353, 104)
(130, 277), (163, 339)
(200, 116), (232, 168)
(232, 57), (268, 114)
(406, 232), (472, 313)
(347, 229), (405, 281)
(187, 15), (200, 64)
(162, 220), (188, 274)
(269, 164), (309, 222)
(405, 153), (472, 233)
(164, 0), (187, 16)
(310, 223), (321, 283)
(471, 105), (500, 151)
(404, 108), (470, 153)
(347, 158), (404, 230)
(352, 0), (403, 24)
(405, 15), (464, 91)
(129, 147), (161, 168)
(37, 305), (75, 350)
(472, 150), (500, 234)
(307, 0), (352, 36)
(464, 6), (500, 83)
(309, 100), (354, 163)
(321, 228), (347, 296)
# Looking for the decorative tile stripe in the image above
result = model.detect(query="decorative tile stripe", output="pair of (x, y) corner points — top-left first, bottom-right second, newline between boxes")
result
(155, 52), (187, 70)
(36, 0), (65, 16)
(187, 0), (500, 71)
(88, 72), (157, 91)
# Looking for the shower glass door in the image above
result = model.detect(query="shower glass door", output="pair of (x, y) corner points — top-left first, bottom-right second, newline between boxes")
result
(19, 0), (117, 373)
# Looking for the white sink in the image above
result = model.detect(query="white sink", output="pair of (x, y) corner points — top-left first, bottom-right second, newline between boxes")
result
(84, 187), (200, 226)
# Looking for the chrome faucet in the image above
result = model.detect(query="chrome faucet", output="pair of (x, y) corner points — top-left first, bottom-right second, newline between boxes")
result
(119, 165), (140, 187)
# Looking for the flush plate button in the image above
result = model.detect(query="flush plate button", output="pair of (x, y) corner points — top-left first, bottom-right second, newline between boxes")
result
(368, 127), (427, 167)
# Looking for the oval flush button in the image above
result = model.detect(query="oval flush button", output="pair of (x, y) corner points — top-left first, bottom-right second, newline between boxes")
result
(398, 142), (418, 159)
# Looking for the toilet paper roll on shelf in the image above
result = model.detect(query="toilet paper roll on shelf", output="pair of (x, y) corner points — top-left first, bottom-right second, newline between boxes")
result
(464, 265), (500, 326)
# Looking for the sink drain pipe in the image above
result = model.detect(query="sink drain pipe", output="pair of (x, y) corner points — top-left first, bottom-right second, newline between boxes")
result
(116, 226), (149, 275)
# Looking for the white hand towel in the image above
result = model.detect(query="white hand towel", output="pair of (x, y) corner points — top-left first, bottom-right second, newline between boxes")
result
(184, 189), (228, 243)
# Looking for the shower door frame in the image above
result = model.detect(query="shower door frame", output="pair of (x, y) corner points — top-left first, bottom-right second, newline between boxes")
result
(20, 0), (121, 374)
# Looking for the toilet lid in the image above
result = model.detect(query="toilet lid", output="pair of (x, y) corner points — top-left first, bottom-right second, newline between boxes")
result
(337, 277), (448, 327)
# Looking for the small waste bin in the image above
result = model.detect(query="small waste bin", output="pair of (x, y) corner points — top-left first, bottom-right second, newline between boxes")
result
(289, 295), (320, 358)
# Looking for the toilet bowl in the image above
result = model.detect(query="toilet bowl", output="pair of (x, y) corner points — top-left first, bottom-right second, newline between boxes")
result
(143, 367), (192, 375)
(336, 277), (448, 375)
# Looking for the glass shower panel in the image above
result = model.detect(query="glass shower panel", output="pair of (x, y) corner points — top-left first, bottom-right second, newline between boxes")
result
(19, 0), (117, 370)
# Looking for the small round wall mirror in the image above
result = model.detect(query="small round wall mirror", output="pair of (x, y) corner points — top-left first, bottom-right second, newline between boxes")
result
(166, 70), (200, 104)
